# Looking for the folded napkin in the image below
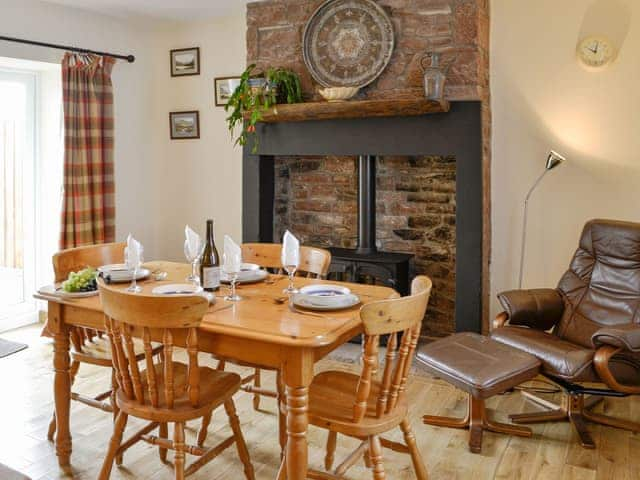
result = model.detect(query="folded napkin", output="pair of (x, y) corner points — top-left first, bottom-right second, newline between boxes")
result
(125, 234), (144, 270)
(184, 225), (202, 259)
(281, 230), (300, 268)
(223, 235), (242, 274)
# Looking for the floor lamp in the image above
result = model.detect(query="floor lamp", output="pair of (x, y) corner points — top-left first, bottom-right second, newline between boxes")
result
(518, 150), (566, 289)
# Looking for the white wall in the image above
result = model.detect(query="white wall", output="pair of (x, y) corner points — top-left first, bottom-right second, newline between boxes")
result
(491, 0), (640, 316)
(151, 12), (247, 261)
(0, 0), (164, 257)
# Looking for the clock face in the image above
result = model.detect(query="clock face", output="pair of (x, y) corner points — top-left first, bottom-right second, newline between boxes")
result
(577, 36), (616, 69)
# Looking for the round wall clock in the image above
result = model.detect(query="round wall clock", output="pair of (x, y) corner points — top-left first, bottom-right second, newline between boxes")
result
(302, 0), (395, 88)
(577, 36), (617, 69)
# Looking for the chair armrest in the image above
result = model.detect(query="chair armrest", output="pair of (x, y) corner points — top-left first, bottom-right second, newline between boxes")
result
(496, 288), (564, 331)
(592, 324), (640, 352)
(593, 345), (640, 394)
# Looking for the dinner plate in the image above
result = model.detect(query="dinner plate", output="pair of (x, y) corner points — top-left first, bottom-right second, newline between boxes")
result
(293, 292), (360, 311)
(99, 264), (150, 283)
(152, 284), (203, 296)
(299, 284), (351, 297)
(221, 264), (268, 284)
(37, 284), (98, 298)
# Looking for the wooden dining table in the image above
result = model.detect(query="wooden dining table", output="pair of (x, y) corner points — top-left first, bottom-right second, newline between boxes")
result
(35, 261), (398, 479)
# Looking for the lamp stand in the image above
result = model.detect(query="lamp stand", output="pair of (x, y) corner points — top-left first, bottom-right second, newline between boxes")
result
(518, 169), (549, 289)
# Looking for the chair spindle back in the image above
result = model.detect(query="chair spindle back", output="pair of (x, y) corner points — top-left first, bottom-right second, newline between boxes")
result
(53, 242), (126, 350)
(99, 282), (209, 409)
(241, 243), (331, 278)
(53, 242), (126, 282)
(353, 276), (432, 423)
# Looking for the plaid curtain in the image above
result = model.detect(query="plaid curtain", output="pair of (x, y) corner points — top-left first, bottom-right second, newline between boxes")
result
(59, 53), (116, 249)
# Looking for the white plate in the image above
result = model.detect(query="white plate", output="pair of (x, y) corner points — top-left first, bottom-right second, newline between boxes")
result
(37, 284), (98, 298)
(221, 268), (268, 284)
(293, 293), (360, 311)
(99, 264), (150, 283)
(152, 284), (203, 296)
(98, 263), (128, 273)
(295, 284), (353, 308)
(299, 284), (351, 296)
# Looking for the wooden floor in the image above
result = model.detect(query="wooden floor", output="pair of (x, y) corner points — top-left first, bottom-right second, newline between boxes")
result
(0, 325), (638, 480)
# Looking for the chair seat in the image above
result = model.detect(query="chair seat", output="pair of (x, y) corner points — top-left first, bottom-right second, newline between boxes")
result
(117, 362), (241, 422)
(72, 335), (162, 367)
(307, 371), (407, 437)
(491, 326), (597, 381)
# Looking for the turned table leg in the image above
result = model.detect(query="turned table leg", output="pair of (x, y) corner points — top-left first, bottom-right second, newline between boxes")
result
(283, 348), (314, 480)
(50, 302), (73, 469)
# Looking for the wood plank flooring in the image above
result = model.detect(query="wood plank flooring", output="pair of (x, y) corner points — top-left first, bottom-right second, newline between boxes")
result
(0, 325), (637, 480)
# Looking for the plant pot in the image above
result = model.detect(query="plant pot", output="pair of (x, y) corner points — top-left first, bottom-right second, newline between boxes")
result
(248, 77), (267, 96)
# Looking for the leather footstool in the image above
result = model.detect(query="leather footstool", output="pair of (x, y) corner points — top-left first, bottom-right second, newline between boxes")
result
(416, 332), (541, 453)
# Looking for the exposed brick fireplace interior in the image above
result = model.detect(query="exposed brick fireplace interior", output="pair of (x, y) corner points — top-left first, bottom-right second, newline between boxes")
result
(244, 0), (490, 335)
(274, 155), (456, 335)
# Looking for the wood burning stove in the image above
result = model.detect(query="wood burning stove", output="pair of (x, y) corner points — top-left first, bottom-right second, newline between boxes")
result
(327, 155), (413, 295)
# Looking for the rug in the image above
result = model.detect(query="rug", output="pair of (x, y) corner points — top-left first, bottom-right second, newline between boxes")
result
(0, 462), (31, 479)
(0, 338), (28, 358)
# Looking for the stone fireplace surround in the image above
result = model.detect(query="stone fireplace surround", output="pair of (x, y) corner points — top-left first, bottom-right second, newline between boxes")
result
(243, 102), (482, 334)
(244, 0), (490, 334)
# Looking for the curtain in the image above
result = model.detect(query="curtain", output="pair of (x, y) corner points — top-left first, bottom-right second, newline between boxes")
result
(59, 53), (116, 249)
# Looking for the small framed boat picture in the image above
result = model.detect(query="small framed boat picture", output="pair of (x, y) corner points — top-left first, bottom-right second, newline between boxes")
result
(170, 47), (200, 77)
(169, 111), (200, 139)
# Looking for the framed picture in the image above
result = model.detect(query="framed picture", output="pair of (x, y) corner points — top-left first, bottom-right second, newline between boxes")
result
(214, 76), (241, 106)
(169, 111), (200, 139)
(170, 47), (200, 76)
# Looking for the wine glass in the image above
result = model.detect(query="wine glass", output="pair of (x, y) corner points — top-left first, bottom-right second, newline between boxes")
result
(281, 247), (300, 295)
(124, 245), (143, 293)
(184, 238), (204, 286)
(282, 264), (299, 295)
(223, 252), (242, 301)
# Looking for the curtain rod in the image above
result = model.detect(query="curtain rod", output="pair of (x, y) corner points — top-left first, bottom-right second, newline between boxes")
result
(0, 35), (135, 63)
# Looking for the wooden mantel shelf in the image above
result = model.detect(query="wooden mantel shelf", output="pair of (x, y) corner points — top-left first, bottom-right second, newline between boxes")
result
(248, 99), (450, 123)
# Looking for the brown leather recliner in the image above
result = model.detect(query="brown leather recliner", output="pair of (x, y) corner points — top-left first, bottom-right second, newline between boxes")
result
(492, 219), (640, 448)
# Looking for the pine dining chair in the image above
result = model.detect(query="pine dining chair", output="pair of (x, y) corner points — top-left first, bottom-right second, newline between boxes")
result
(215, 242), (331, 409)
(300, 275), (432, 480)
(47, 243), (162, 441)
(98, 282), (255, 480)
(200, 243), (331, 452)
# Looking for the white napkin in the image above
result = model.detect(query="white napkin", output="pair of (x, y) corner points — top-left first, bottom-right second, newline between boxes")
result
(281, 230), (300, 268)
(125, 234), (143, 270)
(223, 235), (242, 274)
(184, 225), (202, 259)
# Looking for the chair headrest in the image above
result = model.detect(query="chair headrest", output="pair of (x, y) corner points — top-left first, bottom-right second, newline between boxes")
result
(579, 219), (640, 264)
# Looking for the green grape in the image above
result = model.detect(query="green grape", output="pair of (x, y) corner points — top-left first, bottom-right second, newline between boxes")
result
(62, 267), (98, 292)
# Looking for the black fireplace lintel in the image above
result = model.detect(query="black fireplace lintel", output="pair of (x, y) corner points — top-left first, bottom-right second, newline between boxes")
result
(242, 101), (483, 333)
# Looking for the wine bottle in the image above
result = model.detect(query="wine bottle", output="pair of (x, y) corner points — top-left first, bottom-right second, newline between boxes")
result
(200, 219), (220, 292)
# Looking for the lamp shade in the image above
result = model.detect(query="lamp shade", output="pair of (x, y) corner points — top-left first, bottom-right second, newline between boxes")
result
(546, 150), (566, 170)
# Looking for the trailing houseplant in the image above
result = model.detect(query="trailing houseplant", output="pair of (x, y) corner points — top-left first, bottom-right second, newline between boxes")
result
(225, 64), (302, 151)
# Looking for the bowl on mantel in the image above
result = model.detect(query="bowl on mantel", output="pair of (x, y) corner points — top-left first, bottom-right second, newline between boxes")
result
(318, 86), (360, 102)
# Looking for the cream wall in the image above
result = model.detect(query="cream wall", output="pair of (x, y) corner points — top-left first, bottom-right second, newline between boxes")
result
(151, 12), (247, 261)
(490, 0), (640, 316)
(0, 0), (247, 262)
(0, 0), (164, 257)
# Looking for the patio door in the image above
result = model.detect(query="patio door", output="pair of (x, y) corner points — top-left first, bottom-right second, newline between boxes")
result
(0, 70), (37, 330)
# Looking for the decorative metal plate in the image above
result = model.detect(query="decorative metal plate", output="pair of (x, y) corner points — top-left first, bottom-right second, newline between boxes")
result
(303, 0), (395, 88)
